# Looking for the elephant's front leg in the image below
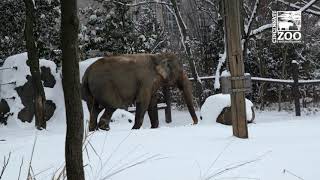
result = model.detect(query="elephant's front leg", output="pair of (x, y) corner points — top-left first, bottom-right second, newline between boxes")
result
(148, 94), (159, 128)
(132, 88), (151, 129)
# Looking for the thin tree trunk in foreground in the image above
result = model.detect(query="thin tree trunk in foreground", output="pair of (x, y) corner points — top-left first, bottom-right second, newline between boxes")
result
(61, 0), (85, 179)
(24, 0), (46, 130)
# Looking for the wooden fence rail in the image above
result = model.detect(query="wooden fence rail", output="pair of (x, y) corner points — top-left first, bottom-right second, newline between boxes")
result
(189, 61), (320, 116)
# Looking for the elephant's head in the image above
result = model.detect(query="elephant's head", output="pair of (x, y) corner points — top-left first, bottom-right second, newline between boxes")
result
(152, 53), (198, 125)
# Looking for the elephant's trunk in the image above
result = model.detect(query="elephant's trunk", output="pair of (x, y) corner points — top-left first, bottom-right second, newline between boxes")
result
(178, 72), (198, 125)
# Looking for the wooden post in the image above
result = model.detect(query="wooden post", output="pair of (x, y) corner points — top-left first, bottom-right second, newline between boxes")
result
(222, 0), (248, 138)
(163, 86), (172, 123)
(292, 61), (301, 116)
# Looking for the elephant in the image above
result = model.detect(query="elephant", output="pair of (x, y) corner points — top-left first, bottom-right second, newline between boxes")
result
(81, 53), (198, 131)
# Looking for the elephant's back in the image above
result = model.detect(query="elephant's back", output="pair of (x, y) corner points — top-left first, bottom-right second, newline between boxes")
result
(85, 55), (155, 108)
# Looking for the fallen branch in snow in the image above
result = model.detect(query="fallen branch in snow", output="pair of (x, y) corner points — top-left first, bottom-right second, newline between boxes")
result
(0, 152), (11, 180)
(101, 154), (168, 180)
(27, 136), (37, 180)
(17, 158), (23, 180)
(205, 151), (272, 180)
(283, 169), (305, 180)
(0, 139), (6, 142)
(52, 165), (66, 180)
(103, 144), (143, 177)
(203, 139), (234, 178)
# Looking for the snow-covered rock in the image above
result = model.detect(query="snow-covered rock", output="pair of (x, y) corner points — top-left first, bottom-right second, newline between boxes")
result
(0, 53), (64, 127)
(200, 94), (254, 124)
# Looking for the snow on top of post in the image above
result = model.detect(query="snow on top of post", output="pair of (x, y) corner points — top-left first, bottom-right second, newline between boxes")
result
(221, 70), (230, 77)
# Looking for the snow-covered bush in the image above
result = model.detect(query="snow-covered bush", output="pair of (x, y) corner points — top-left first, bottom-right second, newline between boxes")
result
(0, 0), (61, 65)
(79, 0), (168, 59)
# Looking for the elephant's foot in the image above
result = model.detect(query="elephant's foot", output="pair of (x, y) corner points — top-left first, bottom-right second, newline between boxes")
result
(150, 125), (159, 129)
(98, 120), (110, 131)
(89, 122), (98, 132)
(132, 123), (142, 130)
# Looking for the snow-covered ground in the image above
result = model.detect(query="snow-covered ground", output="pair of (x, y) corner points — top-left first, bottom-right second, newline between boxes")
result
(1, 53), (320, 180)
(1, 109), (320, 180)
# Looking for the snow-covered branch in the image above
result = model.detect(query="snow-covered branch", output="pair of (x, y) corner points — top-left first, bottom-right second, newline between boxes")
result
(247, 0), (320, 39)
(105, 0), (172, 7)
(277, 0), (320, 16)
(202, 0), (216, 8)
(245, 0), (259, 36)
(299, 0), (318, 12)
(301, 0), (320, 11)
(249, 23), (272, 37)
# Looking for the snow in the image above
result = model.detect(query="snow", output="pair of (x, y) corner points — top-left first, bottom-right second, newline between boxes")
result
(221, 70), (230, 77)
(1, 54), (320, 180)
(1, 109), (320, 180)
(200, 94), (254, 123)
(214, 51), (226, 89)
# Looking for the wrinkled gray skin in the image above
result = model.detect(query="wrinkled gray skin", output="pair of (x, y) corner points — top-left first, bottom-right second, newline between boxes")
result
(82, 53), (198, 131)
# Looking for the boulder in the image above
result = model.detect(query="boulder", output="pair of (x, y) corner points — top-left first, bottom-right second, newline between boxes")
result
(217, 106), (255, 125)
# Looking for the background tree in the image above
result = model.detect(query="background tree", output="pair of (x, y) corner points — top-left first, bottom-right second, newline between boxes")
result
(78, 0), (168, 59)
(0, 0), (61, 66)
(24, 0), (46, 129)
(61, 0), (85, 179)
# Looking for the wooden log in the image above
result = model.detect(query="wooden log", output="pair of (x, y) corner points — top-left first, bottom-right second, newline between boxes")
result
(222, 0), (248, 138)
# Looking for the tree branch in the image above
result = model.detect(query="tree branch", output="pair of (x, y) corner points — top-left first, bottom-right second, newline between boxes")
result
(277, 0), (320, 16)
(105, 0), (172, 7)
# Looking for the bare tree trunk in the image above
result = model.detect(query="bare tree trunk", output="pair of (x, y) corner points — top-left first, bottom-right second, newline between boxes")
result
(169, 0), (203, 106)
(61, 0), (85, 179)
(278, 45), (288, 111)
(24, 0), (46, 130)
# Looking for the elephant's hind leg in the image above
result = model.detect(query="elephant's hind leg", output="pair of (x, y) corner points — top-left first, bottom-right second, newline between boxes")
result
(132, 88), (151, 129)
(87, 98), (103, 131)
(98, 107), (116, 131)
(148, 94), (159, 128)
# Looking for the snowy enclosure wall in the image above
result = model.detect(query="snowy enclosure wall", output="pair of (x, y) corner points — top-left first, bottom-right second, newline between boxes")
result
(0, 53), (64, 126)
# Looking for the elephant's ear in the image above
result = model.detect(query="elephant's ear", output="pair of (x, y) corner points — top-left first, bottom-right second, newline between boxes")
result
(151, 55), (169, 80)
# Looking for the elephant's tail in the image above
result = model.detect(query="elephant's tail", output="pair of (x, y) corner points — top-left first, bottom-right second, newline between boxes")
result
(81, 69), (92, 102)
